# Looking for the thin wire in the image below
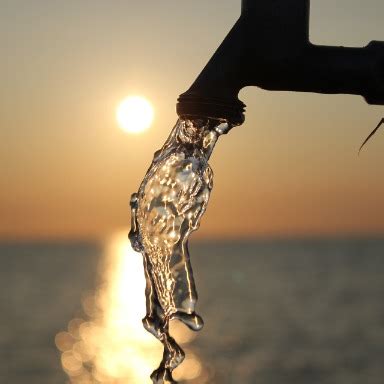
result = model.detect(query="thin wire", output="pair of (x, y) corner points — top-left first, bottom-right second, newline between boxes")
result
(358, 118), (384, 155)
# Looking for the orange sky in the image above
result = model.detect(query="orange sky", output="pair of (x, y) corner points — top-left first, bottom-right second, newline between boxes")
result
(1, 0), (384, 241)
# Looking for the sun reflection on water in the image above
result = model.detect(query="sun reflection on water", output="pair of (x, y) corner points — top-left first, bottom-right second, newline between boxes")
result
(56, 231), (206, 383)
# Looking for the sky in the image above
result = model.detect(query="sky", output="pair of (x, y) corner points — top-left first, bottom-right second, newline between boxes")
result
(1, 0), (384, 241)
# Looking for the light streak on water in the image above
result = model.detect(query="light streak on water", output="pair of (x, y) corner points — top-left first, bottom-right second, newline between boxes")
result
(56, 231), (206, 383)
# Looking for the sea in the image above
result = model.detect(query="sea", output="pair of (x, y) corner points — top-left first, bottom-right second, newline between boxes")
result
(2, 234), (384, 384)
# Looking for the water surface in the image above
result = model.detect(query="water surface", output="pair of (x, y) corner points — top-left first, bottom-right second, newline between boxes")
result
(2, 237), (384, 383)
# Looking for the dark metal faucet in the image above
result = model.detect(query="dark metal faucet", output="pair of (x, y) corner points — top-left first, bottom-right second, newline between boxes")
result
(176, 0), (384, 125)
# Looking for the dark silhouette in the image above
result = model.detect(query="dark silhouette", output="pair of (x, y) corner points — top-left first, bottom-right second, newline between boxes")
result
(177, 0), (384, 126)
(359, 118), (384, 154)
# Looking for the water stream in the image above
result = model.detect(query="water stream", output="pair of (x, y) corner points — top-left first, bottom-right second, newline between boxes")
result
(56, 231), (206, 384)
(129, 118), (232, 383)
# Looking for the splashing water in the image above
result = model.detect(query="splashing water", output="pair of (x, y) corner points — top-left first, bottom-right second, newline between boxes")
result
(129, 117), (232, 383)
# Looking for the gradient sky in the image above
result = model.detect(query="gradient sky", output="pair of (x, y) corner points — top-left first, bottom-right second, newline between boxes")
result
(1, 0), (384, 240)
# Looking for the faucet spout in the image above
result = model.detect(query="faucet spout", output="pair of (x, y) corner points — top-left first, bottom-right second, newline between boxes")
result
(177, 0), (384, 125)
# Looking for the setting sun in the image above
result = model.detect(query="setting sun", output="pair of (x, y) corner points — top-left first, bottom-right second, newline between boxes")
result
(116, 96), (154, 134)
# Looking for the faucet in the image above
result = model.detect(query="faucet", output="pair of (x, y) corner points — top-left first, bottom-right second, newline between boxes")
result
(176, 0), (384, 126)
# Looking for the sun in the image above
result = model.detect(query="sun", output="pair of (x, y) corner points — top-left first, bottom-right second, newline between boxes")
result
(116, 96), (154, 134)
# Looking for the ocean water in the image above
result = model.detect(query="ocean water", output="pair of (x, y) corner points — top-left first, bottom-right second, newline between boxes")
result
(1, 237), (384, 384)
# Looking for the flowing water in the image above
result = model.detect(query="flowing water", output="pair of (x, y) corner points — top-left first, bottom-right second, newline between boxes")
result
(129, 118), (233, 383)
(54, 232), (205, 384)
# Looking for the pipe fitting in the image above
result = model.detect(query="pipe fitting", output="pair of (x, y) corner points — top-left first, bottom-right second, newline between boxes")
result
(177, 0), (384, 123)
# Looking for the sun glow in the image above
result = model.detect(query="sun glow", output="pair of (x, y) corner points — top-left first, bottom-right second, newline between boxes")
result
(56, 230), (207, 383)
(116, 96), (154, 134)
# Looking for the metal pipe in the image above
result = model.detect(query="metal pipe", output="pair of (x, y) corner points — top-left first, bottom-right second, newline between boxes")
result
(176, 0), (384, 125)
